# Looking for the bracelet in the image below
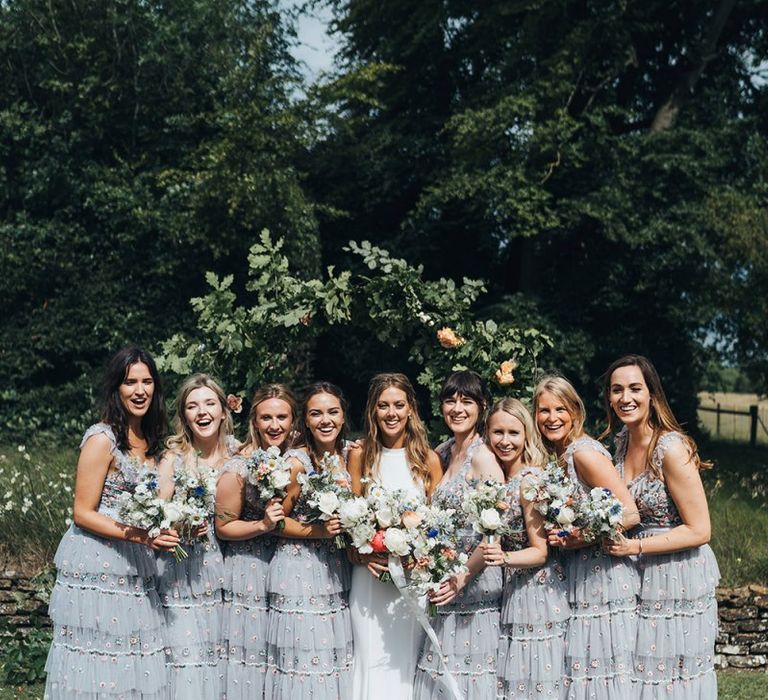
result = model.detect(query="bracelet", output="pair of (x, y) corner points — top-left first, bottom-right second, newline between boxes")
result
(637, 538), (643, 556)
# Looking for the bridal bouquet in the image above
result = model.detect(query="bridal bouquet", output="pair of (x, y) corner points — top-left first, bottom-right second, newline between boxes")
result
(408, 505), (469, 616)
(170, 466), (219, 544)
(338, 495), (377, 552)
(356, 486), (424, 581)
(521, 462), (586, 538)
(296, 453), (352, 548)
(245, 446), (292, 529)
(117, 465), (188, 561)
(461, 479), (511, 544)
(580, 487), (624, 543)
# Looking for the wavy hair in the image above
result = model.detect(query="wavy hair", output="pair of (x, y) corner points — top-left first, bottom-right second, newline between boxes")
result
(601, 354), (711, 478)
(532, 375), (586, 453)
(486, 398), (547, 471)
(439, 370), (489, 435)
(297, 382), (349, 472)
(239, 383), (297, 454)
(166, 374), (234, 462)
(360, 373), (433, 492)
(99, 347), (167, 457)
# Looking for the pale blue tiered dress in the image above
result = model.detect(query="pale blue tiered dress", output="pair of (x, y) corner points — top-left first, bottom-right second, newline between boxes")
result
(264, 449), (354, 699)
(413, 437), (502, 699)
(560, 437), (639, 699)
(219, 453), (277, 699)
(44, 423), (167, 699)
(615, 429), (719, 699)
(155, 454), (227, 699)
(496, 466), (569, 699)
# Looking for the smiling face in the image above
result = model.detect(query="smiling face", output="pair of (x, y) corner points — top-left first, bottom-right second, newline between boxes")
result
(375, 386), (410, 444)
(487, 410), (526, 471)
(253, 397), (293, 449)
(184, 386), (224, 445)
(535, 390), (574, 451)
(609, 365), (651, 428)
(306, 392), (344, 449)
(441, 392), (480, 436)
(119, 362), (155, 420)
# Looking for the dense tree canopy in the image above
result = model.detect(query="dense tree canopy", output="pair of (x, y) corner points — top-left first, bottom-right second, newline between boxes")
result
(0, 0), (766, 438)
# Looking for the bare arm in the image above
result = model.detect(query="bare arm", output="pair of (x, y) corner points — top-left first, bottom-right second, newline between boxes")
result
(607, 439), (710, 557)
(425, 450), (444, 500)
(349, 447), (364, 497)
(214, 471), (283, 540)
(73, 434), (178, 551)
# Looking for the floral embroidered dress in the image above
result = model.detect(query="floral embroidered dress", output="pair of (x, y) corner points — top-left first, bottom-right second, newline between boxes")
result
(155, 453), (228, 699)
(264, 448), (354, 699)
(220, 453), (277, 699)
(560, 437), (639, 700)
(44, 424), (167, 699)
(615, 429), (720, 699)
(413, 437), (502, 699)
(496, 466), (569, 700)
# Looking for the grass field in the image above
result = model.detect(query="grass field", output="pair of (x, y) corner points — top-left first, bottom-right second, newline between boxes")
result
(1, 671), (766, 698)
(698, 391), (768, 446)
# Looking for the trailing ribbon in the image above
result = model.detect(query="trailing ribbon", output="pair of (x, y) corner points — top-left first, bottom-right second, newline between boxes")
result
(388, 555), (464, 700)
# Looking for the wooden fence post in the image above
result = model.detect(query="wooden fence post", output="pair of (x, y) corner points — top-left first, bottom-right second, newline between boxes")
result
(750, 405), (758, 448)
(716, 402), (721, 437)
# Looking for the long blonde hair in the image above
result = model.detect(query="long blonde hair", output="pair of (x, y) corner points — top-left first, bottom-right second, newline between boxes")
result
(166, 373), (233, 462)
(360, 373), (433, 492)
(486, 398), (547, 471)
(532, 375), (586, 453)
(601, 354), (711, 478)
(239, 383), (297, 453)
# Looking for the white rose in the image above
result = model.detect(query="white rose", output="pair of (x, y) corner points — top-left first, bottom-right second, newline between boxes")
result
(479, 508), (502, 531)
(556, 506), (576, 525)
(271, 469), (291, 490)
(375, 506), (396, 528)
(384, 527), (411, 557)
(318, 492), (340, 517)
(339, 498), (368, 526)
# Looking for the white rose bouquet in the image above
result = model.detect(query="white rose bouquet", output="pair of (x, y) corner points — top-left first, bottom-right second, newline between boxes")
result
(245, 446), (292, 530)
(580, 487), (624, 543)
(521, 462), (587, 538)
(461, 479), (511, 544)
(408, 504), (469, 616)
(117, 466), (188, 561)
(296, 452), (352, 548)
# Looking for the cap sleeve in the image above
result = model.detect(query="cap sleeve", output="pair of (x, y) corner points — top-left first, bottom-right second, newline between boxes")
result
(284, 448), (313, 472)
(652, 431), (686, 473)
(221, 454), (249, 479)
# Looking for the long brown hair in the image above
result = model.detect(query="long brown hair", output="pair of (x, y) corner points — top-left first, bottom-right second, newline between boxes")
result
(486, 398), (547, 471)
(166, 374), (234, 463)
(360, 373), (433, 492)
(298, 382), (349, 472)
(532, 375), (586, 453)
(601, 355), (711, 478)
(239, 383), (297, 453)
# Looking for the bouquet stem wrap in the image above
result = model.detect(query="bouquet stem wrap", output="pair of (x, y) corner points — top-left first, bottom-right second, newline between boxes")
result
(388, 555), (463, 700)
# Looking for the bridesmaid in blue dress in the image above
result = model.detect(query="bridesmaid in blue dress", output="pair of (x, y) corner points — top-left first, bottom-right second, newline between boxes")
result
(45, 347), (179, 699)
(413, 370), (504, 699)
(602, 355), (719, 699)
(216, 384), (295, 699)
(264, 382), (355, 699)
(157, 374), (238, 698)
(481, 398), (569, 699)
(534, 376), (640, 700)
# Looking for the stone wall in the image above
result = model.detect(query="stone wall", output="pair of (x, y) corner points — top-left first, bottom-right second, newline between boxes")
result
(716, 584), (768, 670)
(1, 569), (767, 672)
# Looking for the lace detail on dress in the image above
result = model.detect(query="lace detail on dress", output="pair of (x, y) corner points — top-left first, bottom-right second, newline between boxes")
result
(651, 431), (685, 474)
(284, 448), (313, 473)
(80, 423), (146, 484)
(501, 466), (540, 552)
(563, 436), (612, 488)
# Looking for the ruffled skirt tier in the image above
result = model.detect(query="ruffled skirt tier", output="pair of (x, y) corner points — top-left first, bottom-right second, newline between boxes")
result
(264, 538), (353, 699)
(413, 565), (502, 699)
(497, 561), (570, 699)
(632, 536), (720, 699)
(44, 525), (167, 699)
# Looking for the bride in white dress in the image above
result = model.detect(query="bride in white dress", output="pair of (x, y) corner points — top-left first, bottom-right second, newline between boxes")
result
(347, 373), (443, 700)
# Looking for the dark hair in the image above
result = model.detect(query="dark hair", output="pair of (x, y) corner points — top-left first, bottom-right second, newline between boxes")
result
(439, 370), (488, 433)
(299, 382), (349, 469)
(100, 347), (167, 457)
(600, 354), (710, 476)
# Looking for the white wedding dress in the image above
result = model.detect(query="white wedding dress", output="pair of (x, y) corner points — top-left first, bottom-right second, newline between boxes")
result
(350, 446), (427, 699)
